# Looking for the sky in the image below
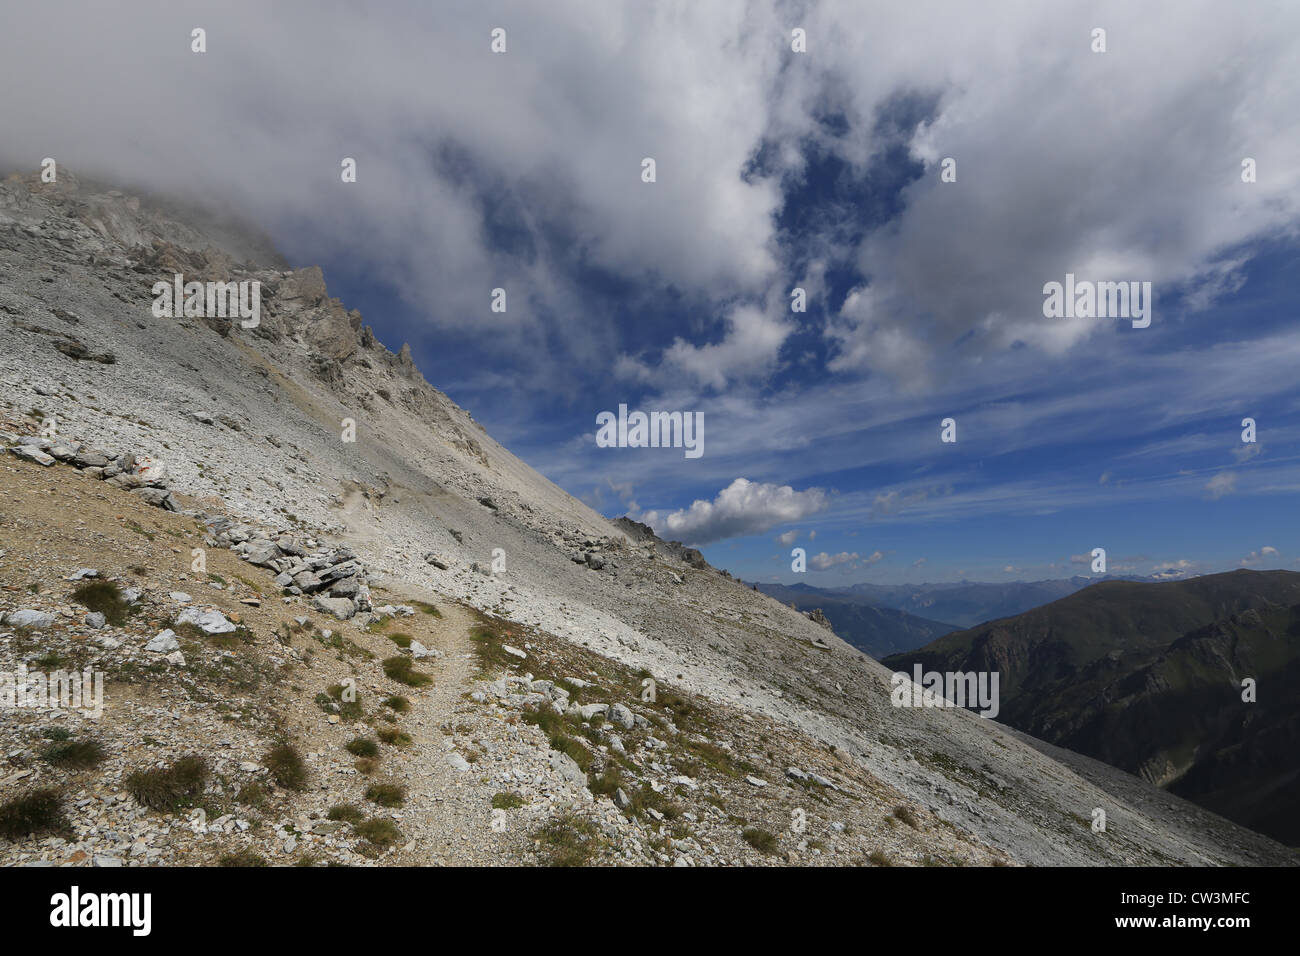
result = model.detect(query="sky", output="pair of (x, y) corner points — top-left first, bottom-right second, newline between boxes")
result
(2, 1), (1299, 584)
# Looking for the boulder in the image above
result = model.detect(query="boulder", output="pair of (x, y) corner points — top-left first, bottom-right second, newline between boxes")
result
(10, 445), (55, 467)
(176, 608), (236, 634)
(312, 596), (356, 620)
(4, 609), (55, 628)
(145, 629), (180, 652)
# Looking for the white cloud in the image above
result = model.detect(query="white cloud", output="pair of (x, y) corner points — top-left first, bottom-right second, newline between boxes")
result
(1205, 472), (1237, 498)
(810, 550), (884, 571)
(775, 529), (799, 546)
(811, 551), (859, 571)
(3, 1), (1294, 405)
(640, 478), (828, 546)
(1241, 545), (1280, 565)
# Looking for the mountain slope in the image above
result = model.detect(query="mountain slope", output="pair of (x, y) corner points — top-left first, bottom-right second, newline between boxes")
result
(1, 170), (1293, 865)
(884, 570), (1300, 843)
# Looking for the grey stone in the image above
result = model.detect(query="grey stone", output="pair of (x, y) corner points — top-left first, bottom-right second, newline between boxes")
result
(145, 629), (180, 652)
(610, 703), (635, 729)
(548, 749), (586, 787)
(312, 596), (356, 620)
(5, 609), (54, 628)
(11, 445), (55, 466)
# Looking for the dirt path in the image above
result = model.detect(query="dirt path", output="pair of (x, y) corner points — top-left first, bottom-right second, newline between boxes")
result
(356, 598), (540, 865)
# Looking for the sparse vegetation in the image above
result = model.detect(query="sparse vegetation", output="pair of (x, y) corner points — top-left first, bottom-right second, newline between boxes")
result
(492, 792), (525, 810)
(217, 850), (268, 867)
(346, 737), (379, 758)
(534, 812), (601, 866)
(353, 817), (403, 847)
(327, 804), (366, 823)
(893, 805), (920, 829)
(316, 683), (362, 719)
(376, 726), (411, 747)
(382, 655), (431, 687)
(382, 695), (410, 713)
(70, 579), (129, 625)
(40, 738), (106, 769)
(0, 787), (69, 839)
(742, 827), (779, 855)
(125, 755), (209, 811)
(365, 783), (406, 807)
(265, 743), (308, 790)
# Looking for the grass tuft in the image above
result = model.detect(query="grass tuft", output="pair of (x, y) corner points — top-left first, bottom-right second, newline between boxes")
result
(0, 787), (69, 839)
(265, 743), (308, 790)
(125, 755), (209, 811)
(71, 580), (129, 625)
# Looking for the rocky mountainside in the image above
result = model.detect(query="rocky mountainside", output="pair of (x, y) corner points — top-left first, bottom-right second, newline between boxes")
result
(884, 570), (1300, 844)
(0, 171), (1293, 866)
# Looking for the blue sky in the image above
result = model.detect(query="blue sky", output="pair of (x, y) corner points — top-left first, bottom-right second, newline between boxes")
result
(4, 1), (1298, 584)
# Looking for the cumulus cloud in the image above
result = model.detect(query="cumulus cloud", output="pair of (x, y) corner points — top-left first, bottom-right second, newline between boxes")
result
(775, 529), (800, 546)
(912, 557), (928, 568)
(810, 551), (859, 570)
(640, 478), (828, 546)
(1241, 545), (1280, 565)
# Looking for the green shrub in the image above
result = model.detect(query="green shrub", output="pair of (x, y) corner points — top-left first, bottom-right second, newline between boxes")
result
(533, 812), (601, 866)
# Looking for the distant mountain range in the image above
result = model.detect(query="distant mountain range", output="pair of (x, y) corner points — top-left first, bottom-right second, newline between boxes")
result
(755, 576), (1129, 657)
(755, 582), (957, 657)
(883, 569), (1300, 845)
